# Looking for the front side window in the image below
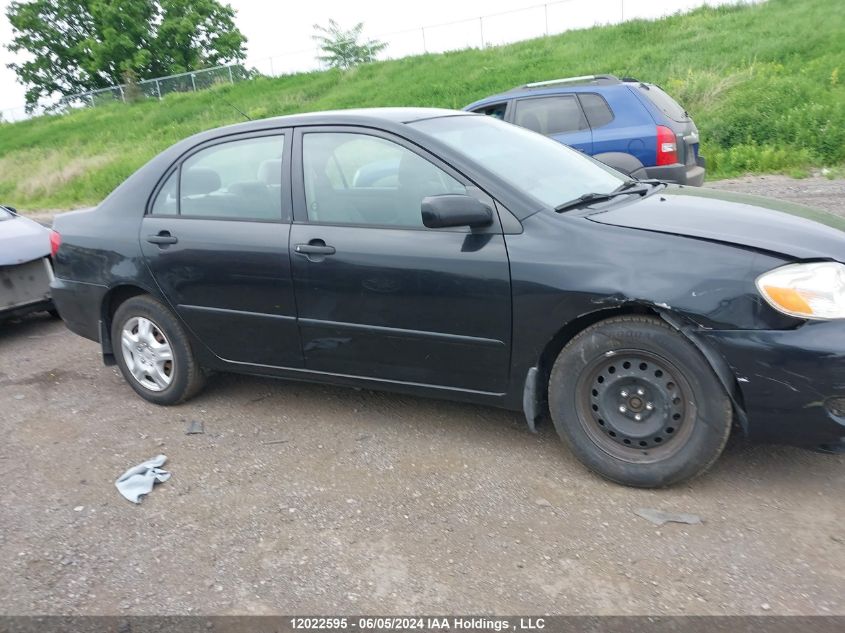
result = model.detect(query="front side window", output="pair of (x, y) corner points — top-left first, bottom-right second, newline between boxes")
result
(472, 102), (508, 120)
(174, 135), (284, 220)
(302, 132), (465, 228)
(514, 95), (588, 136)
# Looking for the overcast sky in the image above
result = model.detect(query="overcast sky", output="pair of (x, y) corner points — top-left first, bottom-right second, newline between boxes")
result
(0, 0), (754, 116)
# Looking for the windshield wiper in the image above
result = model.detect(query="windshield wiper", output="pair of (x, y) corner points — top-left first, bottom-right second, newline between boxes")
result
(554, 181), (652, 213)
(612, 179), (641, 193)
(554, 192), (617, 213)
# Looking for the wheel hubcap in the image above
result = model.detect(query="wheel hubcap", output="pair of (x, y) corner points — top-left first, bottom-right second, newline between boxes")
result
(120, 316), (174, 392)
(579, 350), (694, 462)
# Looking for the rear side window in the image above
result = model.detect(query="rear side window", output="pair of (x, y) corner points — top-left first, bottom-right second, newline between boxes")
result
(578, 93), (614, 129)
(180, 136), (284, 220)
(472, 102), (508, 120)
(514, 96), (588, 136)
(150, 135), (285, 220)
(635, 84), (690, 122)
(151, 170), (178, 215)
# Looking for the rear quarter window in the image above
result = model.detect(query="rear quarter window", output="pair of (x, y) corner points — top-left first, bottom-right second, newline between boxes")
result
(578, 93), (614, 128)
(635, 84), (690, 122)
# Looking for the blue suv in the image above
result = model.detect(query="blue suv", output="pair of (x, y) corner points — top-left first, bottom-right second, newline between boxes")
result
(464, 75), (706, 186)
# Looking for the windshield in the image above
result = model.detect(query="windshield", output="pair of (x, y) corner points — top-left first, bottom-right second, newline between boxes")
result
(410, 115), (624, 209)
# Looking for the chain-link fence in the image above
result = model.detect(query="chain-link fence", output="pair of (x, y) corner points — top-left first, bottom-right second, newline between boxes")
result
(57, 64), (253, 110)
(1, 0), (760, 122)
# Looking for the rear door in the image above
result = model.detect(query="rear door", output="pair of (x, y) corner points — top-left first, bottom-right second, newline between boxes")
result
(289, 126), (512, 393)
(512, 94), (593, 153)
(140, 130), (302, 368)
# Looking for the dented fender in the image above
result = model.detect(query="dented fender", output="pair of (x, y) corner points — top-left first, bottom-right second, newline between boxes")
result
(656, 309), (749, 435)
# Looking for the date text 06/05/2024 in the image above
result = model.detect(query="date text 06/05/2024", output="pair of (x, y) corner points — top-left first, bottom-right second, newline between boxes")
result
(289, 617), (547, 631)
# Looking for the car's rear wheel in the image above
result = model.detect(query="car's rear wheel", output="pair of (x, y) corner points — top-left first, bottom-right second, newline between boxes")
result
(112, 295), (205, 405)
(548, 315), (732, 487)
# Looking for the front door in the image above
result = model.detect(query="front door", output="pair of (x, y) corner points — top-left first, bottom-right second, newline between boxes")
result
(140, 131), (302, 368)
(289, 127), (512, 393)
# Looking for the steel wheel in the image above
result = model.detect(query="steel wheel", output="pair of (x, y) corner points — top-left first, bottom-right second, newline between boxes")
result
(119, 316), (174, 392)
(576, 349), (696, 463)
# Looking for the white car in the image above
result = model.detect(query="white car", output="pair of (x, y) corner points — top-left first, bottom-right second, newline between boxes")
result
(0, 205), (57, 320)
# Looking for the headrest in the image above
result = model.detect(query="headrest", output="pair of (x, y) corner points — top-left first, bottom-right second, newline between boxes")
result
(258, 159), (282, 185)
(182, 168), (221, 196)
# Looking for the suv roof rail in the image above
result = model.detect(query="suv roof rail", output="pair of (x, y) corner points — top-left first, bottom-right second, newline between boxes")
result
(518, 74), (620, 90)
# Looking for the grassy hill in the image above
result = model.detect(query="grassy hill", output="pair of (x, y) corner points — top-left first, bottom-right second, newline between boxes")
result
(1, 0), (843, 211)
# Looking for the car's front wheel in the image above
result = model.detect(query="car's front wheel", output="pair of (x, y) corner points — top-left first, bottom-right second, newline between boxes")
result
(112, 295), (205, 405)
(548, 315), (732, 487)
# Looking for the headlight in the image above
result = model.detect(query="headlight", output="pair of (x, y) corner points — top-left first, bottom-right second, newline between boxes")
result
(756, 262), (845, 320)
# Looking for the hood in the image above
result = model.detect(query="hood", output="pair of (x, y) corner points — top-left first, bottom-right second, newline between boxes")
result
(587, 185), (845, 261)
(0, 213), (51, 266)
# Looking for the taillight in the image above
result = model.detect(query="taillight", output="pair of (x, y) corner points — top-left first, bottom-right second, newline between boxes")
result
(49, 229), (62, 257)
(656, 125), (678, 166)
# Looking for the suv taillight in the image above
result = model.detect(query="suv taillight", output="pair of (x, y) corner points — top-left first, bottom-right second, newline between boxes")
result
(656, 125), (678, 166)
(49, 229), (62, 257)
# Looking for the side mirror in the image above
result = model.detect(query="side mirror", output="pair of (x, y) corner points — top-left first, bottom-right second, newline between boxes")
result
(2, 205), (17, 214)
(421, 195), (493, 229)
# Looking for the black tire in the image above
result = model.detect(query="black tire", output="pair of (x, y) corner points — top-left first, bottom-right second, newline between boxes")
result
(111, 294), (205, 405)
(548, 315), (732, 488)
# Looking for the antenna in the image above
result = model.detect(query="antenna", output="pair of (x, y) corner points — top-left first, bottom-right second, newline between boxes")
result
(223, 96), (252, 121)
(211, 88), (252, 121)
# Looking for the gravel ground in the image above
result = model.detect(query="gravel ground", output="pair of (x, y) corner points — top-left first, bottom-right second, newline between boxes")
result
(706, 174), (845, 216)
(2, 176), (844, 616)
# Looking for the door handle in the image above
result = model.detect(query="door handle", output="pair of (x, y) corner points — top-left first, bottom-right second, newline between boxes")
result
(294, 241), (336, 256)
(147, 231), (178, 246)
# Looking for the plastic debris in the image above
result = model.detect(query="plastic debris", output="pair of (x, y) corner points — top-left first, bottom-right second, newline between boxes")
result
(115, 454), (171, 504)
(186, 420), (204, 435)
(635, 507), (702, 526)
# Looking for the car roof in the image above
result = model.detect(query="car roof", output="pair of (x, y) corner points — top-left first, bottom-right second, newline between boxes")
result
(164, 107), (476, 156)
(208, 107), (473, 136)
(466, 77), (644, 109)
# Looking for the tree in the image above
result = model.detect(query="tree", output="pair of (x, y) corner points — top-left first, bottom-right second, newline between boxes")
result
(5, 0), (247, 110)
(312, 20), (386, 71)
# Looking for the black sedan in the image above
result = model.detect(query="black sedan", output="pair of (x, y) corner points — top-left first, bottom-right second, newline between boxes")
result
(51, 108), (845, 487)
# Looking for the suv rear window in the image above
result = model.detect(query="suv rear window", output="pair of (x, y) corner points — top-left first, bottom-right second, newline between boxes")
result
(635, 84), (689, 122)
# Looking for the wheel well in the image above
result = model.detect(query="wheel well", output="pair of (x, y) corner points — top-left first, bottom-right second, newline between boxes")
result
(101, 285), (149, 353)
(103, 285), (148, 323)
(536, 304), (657, 403)
(532, 304), (747, 436)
